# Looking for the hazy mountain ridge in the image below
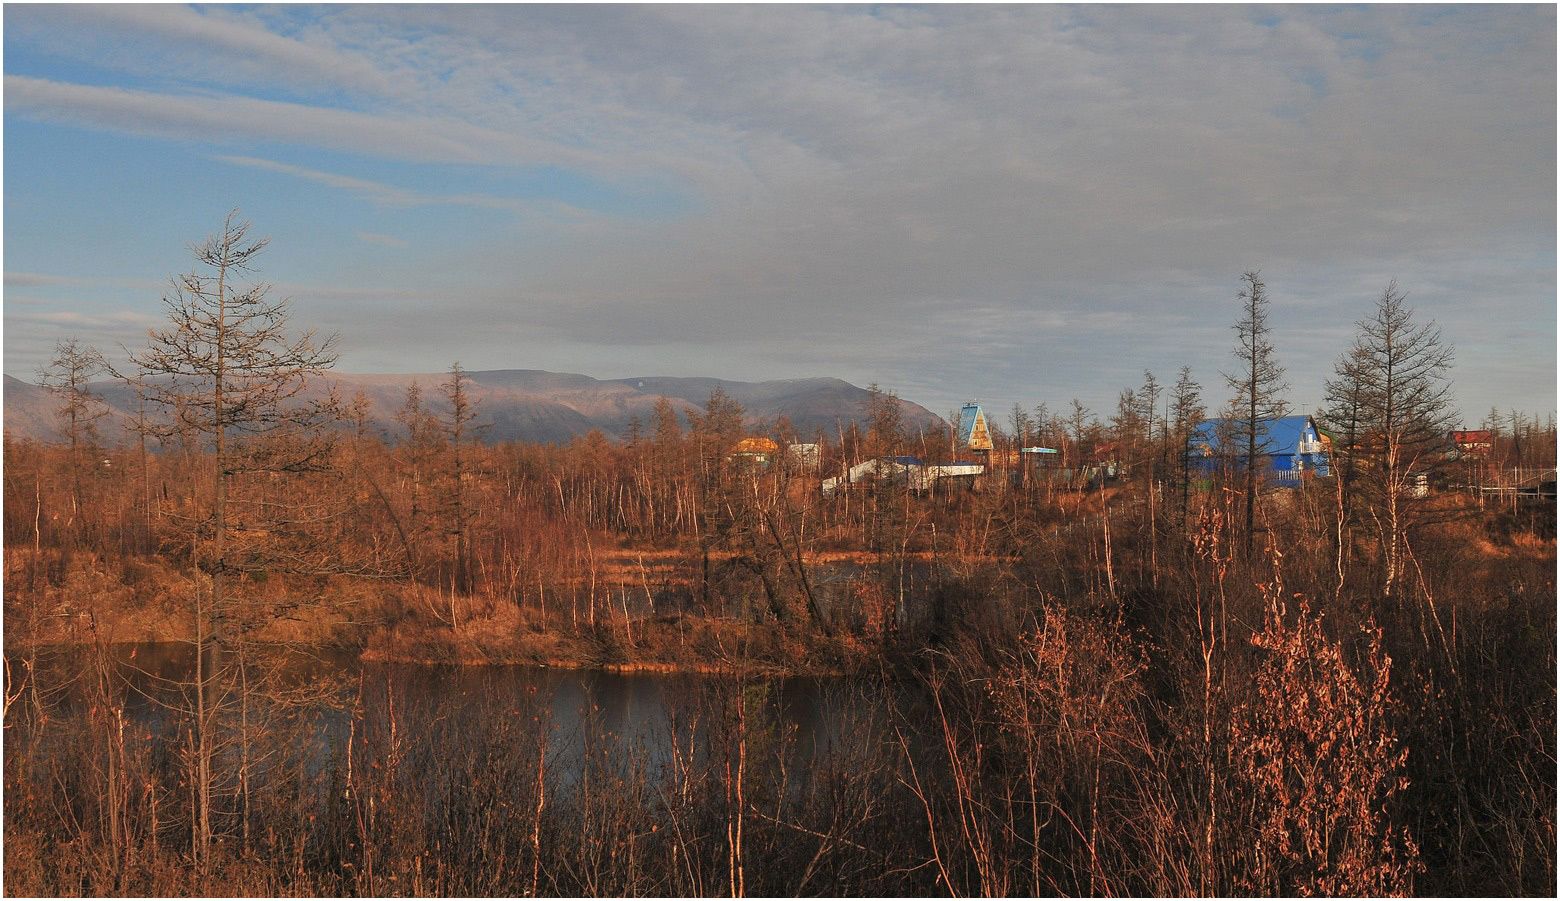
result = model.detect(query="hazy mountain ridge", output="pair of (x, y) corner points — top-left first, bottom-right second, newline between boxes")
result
(4, 370), (944, 446)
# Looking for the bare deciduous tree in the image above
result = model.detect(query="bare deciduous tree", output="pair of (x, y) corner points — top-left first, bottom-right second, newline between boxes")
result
(1319, 341), (1373, 533)
(38, 337), (109, 532)
(1169, 366), (1205, 520)
(865, 383), (904, 459)
(1347, 282), (1456, 595)
(441, 362), (481, 596)
(1223, 271), (1289, 557)
(127, 210), (337, 869)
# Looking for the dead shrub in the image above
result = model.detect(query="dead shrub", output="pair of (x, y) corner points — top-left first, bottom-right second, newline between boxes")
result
(986, 601), (1154, 895)
(1231, 579), (1422, 896)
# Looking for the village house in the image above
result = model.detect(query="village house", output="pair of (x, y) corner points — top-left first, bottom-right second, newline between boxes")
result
(787, 442), (821, 469)
(822, 456), (985, 497)
(956, 402), (994, 453)
(730, 436), (780, 467)
(1189, 414), (1332, 483)
(1449, 430), (1494, 458)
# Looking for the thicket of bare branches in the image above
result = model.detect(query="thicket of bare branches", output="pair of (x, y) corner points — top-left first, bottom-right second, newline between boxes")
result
(4, 233), (1554, 896)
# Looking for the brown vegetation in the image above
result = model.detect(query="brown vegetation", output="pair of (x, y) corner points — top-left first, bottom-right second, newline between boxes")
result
(7, 405), (1552, 896)
(3, 220), (1554, 896)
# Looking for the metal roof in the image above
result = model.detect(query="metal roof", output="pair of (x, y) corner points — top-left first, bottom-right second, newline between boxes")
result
(1191, 415), (1321, 457)
(957, 403), (993, 451)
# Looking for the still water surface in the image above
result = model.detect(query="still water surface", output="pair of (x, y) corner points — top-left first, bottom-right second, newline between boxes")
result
(61, 643), (877, 786)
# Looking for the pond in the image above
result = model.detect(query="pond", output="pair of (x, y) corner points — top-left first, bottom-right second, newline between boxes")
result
(13, 641), (892, 794)
(6, 641), (943, 895)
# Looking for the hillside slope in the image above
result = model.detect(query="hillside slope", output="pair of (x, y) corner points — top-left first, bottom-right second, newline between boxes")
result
(4, 369), (945, 446)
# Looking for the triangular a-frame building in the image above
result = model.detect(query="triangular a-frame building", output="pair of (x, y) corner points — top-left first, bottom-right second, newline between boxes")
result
(957, 403), (993, 452)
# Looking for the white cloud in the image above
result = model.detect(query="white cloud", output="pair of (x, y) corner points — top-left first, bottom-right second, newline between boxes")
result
(355, 231), (408, 248)
(3, 304), (166, 378)
(5, 272), (72, 288)
(3, 271), (164, 291)
(4, 6), (1553, 417)
(7, 309), (160, 329)
(3, 76), (597, 168)
(6, 4), (399, 98)
(214, 155), (583, 217)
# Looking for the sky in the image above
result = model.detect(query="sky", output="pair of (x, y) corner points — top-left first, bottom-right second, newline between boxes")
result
(4, 4), (1555, 426)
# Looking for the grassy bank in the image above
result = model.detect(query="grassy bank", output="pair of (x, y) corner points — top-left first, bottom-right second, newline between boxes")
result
(4, 546), (876, 677)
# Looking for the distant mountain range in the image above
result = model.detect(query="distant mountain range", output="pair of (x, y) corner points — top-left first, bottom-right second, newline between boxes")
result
(3, 369), (945, 446)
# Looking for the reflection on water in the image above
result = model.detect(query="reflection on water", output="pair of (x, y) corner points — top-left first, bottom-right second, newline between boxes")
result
(6, 641), (939, 896)
(47, 643), (869, 789)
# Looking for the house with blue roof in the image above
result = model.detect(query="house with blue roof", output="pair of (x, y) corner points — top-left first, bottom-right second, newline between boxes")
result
(956, 403), (994, 452)
(1189, 414), (1331, 484)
